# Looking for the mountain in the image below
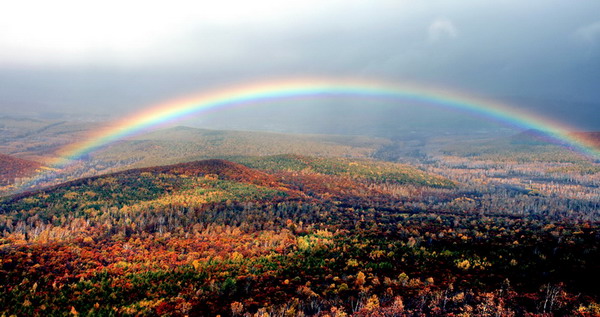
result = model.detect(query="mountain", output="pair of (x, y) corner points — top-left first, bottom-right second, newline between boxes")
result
(1, 159), (299, 217)
(509, 129), (600, 151)
(440, 130), (593, 163)
(1, 123), (394, 194)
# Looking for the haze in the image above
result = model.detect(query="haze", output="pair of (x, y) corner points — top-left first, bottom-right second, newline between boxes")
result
(1, 0), (599, 132)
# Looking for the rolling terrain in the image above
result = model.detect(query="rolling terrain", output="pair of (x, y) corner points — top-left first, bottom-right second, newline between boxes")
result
(1, 119), (599, 316)
(0, 117), (103, 164)
(0, 123), (390, 195)
(1, 154), (599, 316)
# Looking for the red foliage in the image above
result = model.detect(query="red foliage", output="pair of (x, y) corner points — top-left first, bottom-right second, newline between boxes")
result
(0, 153), (41, 185)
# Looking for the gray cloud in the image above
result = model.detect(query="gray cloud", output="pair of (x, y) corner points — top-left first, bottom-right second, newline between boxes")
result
(0, 0), (599, 130)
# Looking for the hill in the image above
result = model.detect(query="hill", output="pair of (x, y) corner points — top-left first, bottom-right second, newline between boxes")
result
(0, 117), (104, 163)
(126, 159), (280, 187)
(0, 153), (42, 186)
(5, 125), (392, 194)
(0, 157), (598, 316)
(1, 159), (297, 219)
(1, 156), (454, 217)
(92, 126), (389, 168)
(510, 129), (557, 146)
(231, 154), (456, 188)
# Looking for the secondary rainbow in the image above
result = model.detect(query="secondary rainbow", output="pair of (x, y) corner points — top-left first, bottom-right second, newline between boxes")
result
(34, 77), (600, 182)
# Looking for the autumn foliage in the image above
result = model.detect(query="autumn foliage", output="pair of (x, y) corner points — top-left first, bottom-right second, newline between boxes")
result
(0, 157), (599, 316)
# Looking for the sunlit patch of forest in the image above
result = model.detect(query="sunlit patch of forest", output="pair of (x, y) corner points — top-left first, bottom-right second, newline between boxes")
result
(229, 154), (456, 188)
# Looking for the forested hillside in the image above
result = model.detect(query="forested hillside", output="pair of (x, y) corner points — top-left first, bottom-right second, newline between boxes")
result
(1, 158), (598, 316)
(0, 153), (43, 190)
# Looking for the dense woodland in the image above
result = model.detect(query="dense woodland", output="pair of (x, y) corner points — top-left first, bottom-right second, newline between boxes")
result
(1, 123), (599, 316)
(1, 153), (599, 316)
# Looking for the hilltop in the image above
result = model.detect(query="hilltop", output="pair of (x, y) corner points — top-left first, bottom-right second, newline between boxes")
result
(0, 117), (103, 163)
(1, 159), (298, 217)
(122, 159), (281, 187)
(1, 123), (393, 193)
(440, 130), (591, 163)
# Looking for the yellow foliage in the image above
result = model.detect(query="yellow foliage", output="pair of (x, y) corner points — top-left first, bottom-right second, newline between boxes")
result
(63, 191), (79, 200)
(456, 259), (471, 270)
(191, 260), (202, 270)
(231, 301), (244, 315)
(22, 197), (39, 204)
(578, 302), (600, 314)
(369, 250), (385, 259)
(364, 295), (380, 311)
(355, 271), (366, 286)
(398, 272), (409, 285)
(230, 251), (244, 262)
(297, 236), (311, 250)
(346, 259), (359, 267)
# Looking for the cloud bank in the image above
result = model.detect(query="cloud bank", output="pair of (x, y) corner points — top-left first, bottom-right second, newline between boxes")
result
(0, 0), (599, 130)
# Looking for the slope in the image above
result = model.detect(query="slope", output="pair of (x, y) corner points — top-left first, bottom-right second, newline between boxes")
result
(0, 153), (42, 186)
(231, 154), (456, 188)
(0, 159), (298, 220)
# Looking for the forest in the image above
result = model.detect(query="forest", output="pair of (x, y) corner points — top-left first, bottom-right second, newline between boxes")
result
(1, 151), (599, 316)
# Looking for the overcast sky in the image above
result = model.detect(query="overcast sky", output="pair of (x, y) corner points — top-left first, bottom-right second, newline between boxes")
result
(0, 0), (599, 130)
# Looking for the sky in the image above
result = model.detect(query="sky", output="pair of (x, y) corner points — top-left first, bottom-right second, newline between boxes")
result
(0, 0), (599, 132)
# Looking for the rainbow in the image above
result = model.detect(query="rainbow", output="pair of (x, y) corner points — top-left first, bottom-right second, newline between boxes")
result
(23, 77), (600, 188)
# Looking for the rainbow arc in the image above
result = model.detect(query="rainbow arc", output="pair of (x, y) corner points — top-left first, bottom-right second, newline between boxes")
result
(22, 77), (600, 190)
